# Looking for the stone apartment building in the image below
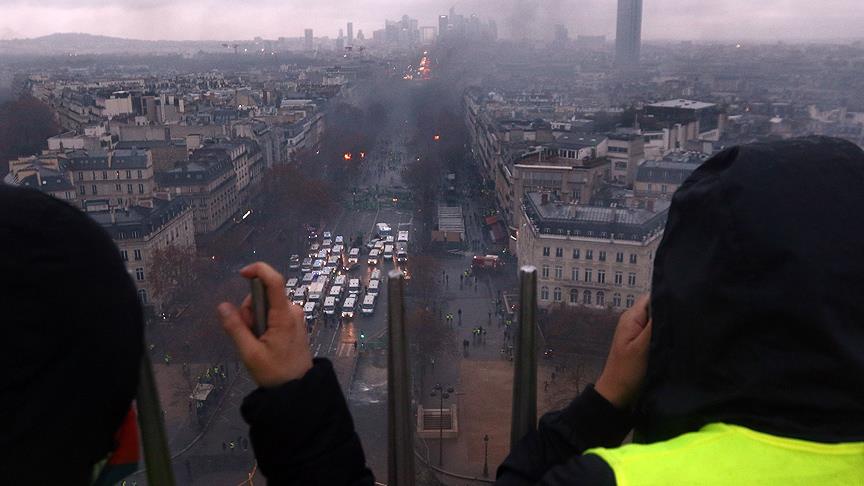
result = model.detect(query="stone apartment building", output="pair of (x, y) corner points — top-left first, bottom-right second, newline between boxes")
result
(115, 139), (188, 173)
(517, 191), (669, 310)
(87, 198), (195, 312)
(63, 148), (155, 209)
(634, 151), (707, 199)
(195, 142), (252, 195)
(155, 151), (240, 235)
(509, 145), (611, 247)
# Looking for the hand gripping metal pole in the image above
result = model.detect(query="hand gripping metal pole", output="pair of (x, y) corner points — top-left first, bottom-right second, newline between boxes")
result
(510, 266), (538, 450)
(387, 270), (415, 486)
(138, 352), (176, 486)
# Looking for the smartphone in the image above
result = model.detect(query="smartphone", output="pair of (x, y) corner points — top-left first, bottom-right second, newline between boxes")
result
(250, 277), (269, 337)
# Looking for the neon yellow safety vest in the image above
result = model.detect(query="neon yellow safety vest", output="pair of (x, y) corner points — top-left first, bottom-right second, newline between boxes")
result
(586, 423), (864, 486)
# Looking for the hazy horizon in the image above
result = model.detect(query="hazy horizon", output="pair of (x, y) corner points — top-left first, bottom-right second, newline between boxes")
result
(1, 0), (862, 43)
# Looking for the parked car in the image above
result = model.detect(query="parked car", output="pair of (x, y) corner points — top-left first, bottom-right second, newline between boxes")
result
(323, 296), (337, 316)
(304, 302), (317, 321)
(288, 254), (301, 271)
(341, 296), (357, 318)
(361, 294), (376, 315)
(367, 279), (380, 296)
(368, 249), (381, 266)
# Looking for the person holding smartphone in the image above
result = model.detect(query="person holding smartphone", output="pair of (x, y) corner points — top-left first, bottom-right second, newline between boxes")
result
(219, 136), (864, 485)
(217, 262), (375, 485)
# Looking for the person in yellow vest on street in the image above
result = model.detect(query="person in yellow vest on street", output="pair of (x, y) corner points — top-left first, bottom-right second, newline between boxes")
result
(497, 137), (864, 485)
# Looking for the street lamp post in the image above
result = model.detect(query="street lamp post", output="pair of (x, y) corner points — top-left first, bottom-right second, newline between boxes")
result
(483, 434), (490, 477)
(431, 383), (454, 467)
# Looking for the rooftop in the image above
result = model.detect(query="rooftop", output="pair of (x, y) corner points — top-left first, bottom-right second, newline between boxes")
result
(111, 148), (150, 169)
(115, 139), (185, 150)
(18, 168), (74, 193)
(156, 159), (235, 187)
(88, 198), (189, 241)
(523, 192), (669, 242)
(646, 99), (717, 110)
(437, 205), (465, 235)
(63, 150), (110, 170)
(555, 133), (606, 147)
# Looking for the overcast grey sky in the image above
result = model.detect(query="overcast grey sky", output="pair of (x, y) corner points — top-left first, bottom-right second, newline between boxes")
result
(0, 0), (861, 42)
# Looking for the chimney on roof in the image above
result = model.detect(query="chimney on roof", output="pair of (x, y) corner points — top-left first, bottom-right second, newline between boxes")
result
(541, 193), (549, 205)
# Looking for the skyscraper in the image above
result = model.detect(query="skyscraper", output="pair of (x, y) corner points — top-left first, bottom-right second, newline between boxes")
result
(347, 22), (354, 43)
(304, 28), (313, 51)
(438, 15), (448, 40)
(615, 0), (642, 67)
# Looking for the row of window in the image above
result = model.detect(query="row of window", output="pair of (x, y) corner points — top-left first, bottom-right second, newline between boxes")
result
(539, 286), (636, 308)
(120, 249), (143, 262)
(79, 183), (146, 196)
(542, 247), (639, 264)
(541, 265), (638, 287)
(645, 183), (670, 194)
(77, 169), (146, 182)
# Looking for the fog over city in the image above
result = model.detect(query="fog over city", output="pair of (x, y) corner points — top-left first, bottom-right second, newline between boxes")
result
(1, 0), (863, 41)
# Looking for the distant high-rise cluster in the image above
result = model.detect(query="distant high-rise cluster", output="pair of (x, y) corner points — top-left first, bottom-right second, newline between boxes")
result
(615, 0), (643, 67)
(437, 7), (497, 43)
(347, 22), (354, 43)
(371, 14), (421, 47)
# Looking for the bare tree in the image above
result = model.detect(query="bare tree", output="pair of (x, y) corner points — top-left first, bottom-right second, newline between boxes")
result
(405, 254), (440, 305)
(406, 306), (456, 396)
(148, 245), (199, 309)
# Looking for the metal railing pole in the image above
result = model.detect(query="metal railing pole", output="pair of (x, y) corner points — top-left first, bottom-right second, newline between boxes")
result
(387, 270), (415, 486)
(137, 353), (176, 486)
(510, 266), (538, 450)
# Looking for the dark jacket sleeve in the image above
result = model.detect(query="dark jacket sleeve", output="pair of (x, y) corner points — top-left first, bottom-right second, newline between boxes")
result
(241, 358), (375, 486)
(495, 384), (632, 486)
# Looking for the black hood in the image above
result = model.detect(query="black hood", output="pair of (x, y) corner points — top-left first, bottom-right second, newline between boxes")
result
(0, 185), (143, 483)
(636, 136), (864, 444)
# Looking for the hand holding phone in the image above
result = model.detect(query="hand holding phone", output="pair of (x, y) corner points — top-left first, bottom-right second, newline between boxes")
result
(217, 262), (313, 388)
(250, 277), (269, 337)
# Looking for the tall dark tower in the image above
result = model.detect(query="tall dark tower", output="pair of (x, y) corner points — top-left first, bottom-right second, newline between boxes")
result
(615, 0), (643, 67)
(347, 22), (354, 43)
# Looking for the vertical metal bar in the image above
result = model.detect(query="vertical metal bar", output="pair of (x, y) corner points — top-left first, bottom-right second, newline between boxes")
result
(137, 353), (176, 486)
(510, 266), (538, 450)
(387, 270), (415, 486)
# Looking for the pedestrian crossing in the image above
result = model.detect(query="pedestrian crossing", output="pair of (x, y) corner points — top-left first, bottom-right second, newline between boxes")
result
(336, 341), (357, 358)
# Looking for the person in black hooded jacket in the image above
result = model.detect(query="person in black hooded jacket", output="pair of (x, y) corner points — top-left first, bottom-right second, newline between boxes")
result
(219, 136), (864, 485)
(0, 185), (143, 485)
(497, 135), (864, 484)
